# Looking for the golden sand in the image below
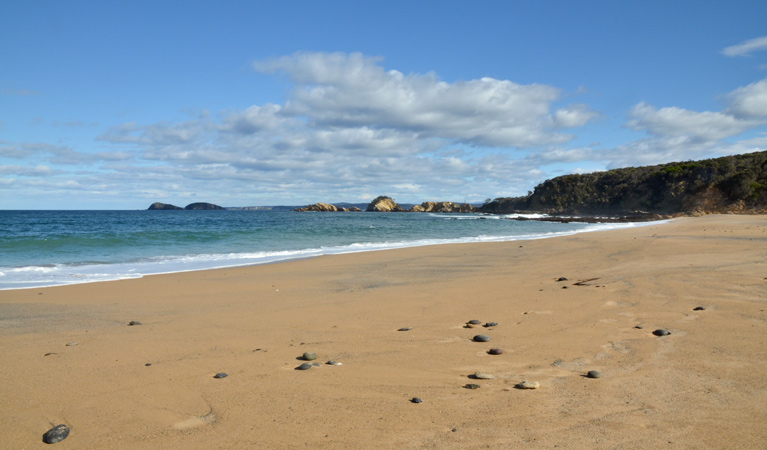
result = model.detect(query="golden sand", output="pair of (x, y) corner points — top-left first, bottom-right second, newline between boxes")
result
(1, 215), (765, 449)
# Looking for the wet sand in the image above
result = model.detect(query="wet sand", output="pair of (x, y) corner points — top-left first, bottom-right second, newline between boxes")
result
(1, 215), (766, 449)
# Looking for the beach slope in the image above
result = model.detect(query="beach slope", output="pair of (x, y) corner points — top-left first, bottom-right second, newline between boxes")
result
(1, 215), (765, 449)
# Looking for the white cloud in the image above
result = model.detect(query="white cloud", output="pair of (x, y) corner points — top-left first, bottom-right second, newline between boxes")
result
(627, 102), (758, 141)
(725, 79), (767, 119)
(253, 52), (596, 148)
(722, 36), (767, 57)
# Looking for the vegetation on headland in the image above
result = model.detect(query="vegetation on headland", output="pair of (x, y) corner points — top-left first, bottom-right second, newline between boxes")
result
(150, 151), (767, 217)
(480, 150), (767, 216)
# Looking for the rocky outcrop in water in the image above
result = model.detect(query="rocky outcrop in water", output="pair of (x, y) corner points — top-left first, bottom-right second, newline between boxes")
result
(294, 203), (340, 212)
(366, 196), (403, 212)
(409, 201), (475, 213)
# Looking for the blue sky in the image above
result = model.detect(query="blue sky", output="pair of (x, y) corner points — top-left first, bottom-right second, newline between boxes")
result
(2, 1), (766, 209)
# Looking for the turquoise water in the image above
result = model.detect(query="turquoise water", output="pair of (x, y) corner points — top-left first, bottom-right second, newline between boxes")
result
(0, 210), (648, 290)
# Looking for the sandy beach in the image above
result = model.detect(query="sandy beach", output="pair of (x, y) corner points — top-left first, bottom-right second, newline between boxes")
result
(1, 214), (766, 449)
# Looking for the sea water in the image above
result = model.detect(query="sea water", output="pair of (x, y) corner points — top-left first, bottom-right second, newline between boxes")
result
(0, 210), (651, 290)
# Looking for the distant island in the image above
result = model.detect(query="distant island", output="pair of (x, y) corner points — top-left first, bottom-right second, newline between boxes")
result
(149, 150), (767, 218)
(148, 202), (225, 210)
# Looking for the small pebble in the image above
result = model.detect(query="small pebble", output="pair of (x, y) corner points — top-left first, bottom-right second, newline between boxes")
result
(693, 306), (706, 311)
(473, 371), (494, 379)
(42, 424), (70, 444)
(562, 286), (568, 289)
(326, 360), (338, 365)
(586, 370), (601, 379)
(127, 321), (141, 326)
(65, 342), (78, 347)
(487, 348), (504, 355)
(302, 352), (317, 361)
(653, 329), (670, 336)
(145, 363), (152, 367)
(411, 397), (422, 403)
(473, 334), (491, 342)
(634, 325), (644, 329)
(464, 383), (480, 389)
(515, 380), (540, 390)
(467, 319), (482, 325)
(483, 322), (498, 327)
(213, 372), (227, 378)
(296, 363), (312, 370)
(557, 277), (568, 281)
(397, 327), (413, 331)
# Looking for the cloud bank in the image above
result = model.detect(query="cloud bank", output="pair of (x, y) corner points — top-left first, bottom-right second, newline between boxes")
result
(2, 51), (767, 208)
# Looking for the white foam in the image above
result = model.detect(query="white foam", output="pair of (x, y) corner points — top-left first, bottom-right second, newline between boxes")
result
(0, 219), (666, 290)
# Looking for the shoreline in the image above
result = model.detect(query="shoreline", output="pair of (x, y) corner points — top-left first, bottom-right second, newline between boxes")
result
(0, 217), (662, 292)
(1, 214), (765, 449)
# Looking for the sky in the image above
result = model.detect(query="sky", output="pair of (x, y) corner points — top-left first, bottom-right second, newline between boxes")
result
(2, 1), (767, 209)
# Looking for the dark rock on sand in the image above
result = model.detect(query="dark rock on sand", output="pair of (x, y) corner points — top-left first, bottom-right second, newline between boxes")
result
(693, 306), (706, 311)
(42, 424), (70, 444)
(214, 373), (227, 378)
(411, 397), (422, 403)
(326, 360), (338, 365)
(487, 348), (504, 355)
(464, 383), (480, 389)
(634, 325), (644, 329)
(586, 370), (601, 378)
(467, 319), (482, 325)
(296, 363), (312, 370)
(557, 277), (568, 281)
(397, 327), (413, 331)
(653, 329), (670, 336)
(483, 322), (498, 327)
(127, 321), (142, 326)
(302, 352), (317, 361)
(473, 334), (491, 342)
(145, 363), (152, 366)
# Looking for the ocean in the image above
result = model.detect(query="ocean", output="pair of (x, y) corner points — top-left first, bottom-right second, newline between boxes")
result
(0, 210), (653, 290)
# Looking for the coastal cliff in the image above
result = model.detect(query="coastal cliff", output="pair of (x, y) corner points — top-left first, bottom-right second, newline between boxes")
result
(480, 150), (767, 216)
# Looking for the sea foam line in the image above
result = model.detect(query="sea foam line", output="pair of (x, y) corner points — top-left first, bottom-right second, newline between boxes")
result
(0, 220), (664, 291)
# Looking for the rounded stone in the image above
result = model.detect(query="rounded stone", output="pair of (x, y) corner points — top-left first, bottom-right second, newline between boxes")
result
(213, 372), (227, 378)
(127, 321), (142, 326)
(397, 327), (413, 331)
(557, 277), (568, 282)
(42, 424), (70, 444)
(483, 322), (498, 327)
(487, 348), (504, 355)
(467, 319), (482, 325)
(653, 329), (670, 336)
(586, 370), (601, 379)
(693, 306), (706, 311)
(326, 360), (337, 365)
(411, 397), (422, 403)
(145, 363), (152, 367)
(464, 383), (480, 389)
(473, 334), (491, 342)
(296, 363), (312, 370)
(302, 352), (317, 361)
(473, 371), (494, 379)
(515, 380), (540, 390)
